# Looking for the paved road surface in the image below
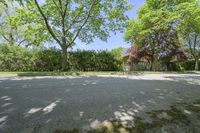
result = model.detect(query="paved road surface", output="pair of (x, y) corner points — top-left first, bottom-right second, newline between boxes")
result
(0, 74), (200, 133)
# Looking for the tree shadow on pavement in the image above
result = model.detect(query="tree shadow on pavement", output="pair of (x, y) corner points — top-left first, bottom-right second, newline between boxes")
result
(52, 99), (200, 133)
(165, 75), (200, 85)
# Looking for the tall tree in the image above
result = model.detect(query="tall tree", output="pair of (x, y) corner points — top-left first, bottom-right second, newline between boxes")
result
(124, 0), (190, 70)
(176, 1), (200, 70)
(29, 0), (131, 70)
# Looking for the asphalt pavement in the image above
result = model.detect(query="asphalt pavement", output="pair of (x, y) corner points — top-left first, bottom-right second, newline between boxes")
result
(0, 75), (200, 133)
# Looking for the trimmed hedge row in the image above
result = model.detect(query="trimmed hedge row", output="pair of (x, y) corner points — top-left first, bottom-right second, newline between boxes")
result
(180, 60), (200, 70)
(0, 45), (198, 72)
(0, 45), (122, 71)
(167, 60), (199, 71)
(70, 50), (122, 71)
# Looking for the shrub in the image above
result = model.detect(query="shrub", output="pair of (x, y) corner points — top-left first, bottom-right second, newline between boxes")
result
(0, 45), (123, 71)
(169, 60), (200, 71)
(35, 49), (62, 71)
(0, 45), (35, 71)
(180, 60), (200, 71)
(69, 50), (122, 71)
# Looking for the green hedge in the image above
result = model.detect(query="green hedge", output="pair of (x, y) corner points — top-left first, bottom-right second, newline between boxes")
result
(180, 60), (200, 70)
(0, 45), (122, 71)
(69, 50), (122, 71)
(169, 60), (200, 71)
(35, 49), (62, 71)
(0, 45), (35, 71)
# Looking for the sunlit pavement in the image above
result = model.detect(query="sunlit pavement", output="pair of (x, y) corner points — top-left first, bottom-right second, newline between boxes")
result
(0, 74), (200, 133)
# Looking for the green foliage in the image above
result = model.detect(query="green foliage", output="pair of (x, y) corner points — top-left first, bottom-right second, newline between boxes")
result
(0, 45), (35, 71)
(14, 0), (132, 70)
(179, 60), (200, 71)
(0, 0), (131, 71)
(124, 0), (194, 70)
(111, 47), (123, 60)
(0, 0), (48, 46)
(0, 45), (122, 71)
(35, 49), (62, 71)
(176, 1), (200, 35)
(0, 1), (6, 15)
(69, 50), (122, 71)
(168, 60), (200, 71)
(176, 0), (200, 70)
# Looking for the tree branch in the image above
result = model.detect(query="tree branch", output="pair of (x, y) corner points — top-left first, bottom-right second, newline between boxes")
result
(65, 8), (83, 34)
(193, 34), (197, 55)
(1, 34), (10, 42)
(188, 34), (195, 58)
(34, 0), (62, 46)
(18, 39), (26, 46)
(63, 0), (69, 17)
(52, 0), (63, 15)
(60, 1), (70, 47)
(68, 0), (98, 47)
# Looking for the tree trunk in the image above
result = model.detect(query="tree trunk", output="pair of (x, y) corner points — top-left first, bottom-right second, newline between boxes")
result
(61, 47), (68, 71)
(166, 62), (170, 71)
(150, 63), (153, 71)
(150, 56), (154, 71)
(195, 59), (199, 71)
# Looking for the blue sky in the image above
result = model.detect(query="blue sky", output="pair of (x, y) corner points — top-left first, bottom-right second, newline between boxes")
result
(73, 0), (144, 51)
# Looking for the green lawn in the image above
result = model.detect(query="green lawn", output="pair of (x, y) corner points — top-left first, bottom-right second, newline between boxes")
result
(0, 71), (199, 76)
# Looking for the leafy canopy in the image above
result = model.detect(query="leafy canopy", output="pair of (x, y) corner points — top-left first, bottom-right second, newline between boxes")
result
(0, 0), (49, 46)
(124, 0), (192, 67)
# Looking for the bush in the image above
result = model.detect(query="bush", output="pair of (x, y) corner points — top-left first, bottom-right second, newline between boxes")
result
(35, 49), (62, 71)
(180, 60), (200, 71)
(69, 50), (122, 71)
(0, 45), (123, 71)
(0, 45), (35, 71)
(169, 60), (200, 71)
